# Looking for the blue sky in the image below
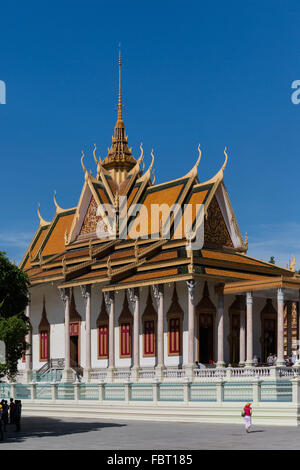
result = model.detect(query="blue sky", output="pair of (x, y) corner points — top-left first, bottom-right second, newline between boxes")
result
(0, 1), (300, 267)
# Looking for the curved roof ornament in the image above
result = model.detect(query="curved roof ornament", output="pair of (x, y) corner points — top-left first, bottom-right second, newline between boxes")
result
(37, 203), (50, 227)
(196, 144), (202, 168)
(201, 145), (229, 185)
(152, 168), (156, 185)
(222, 146), (228, 172)
(93, 143), (102, 165)
(81, 150), (90, 180)
(149, 149), (155, 172)
(53, 190), (65, 214)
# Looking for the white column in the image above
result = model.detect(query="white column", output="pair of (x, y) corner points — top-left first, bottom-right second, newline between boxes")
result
(129, 287), (140, 380)
(187, 281), (196, 365)
(239, 296), (246, 366)
(81, 285), (92, 382)
(216, 294), (225, 368)
(60, 288), (73, 382)
(277, 288), (285, 366)
(104, 291), (115, 380)
(24, 293), (32, 383)
(153, 284), (165, 379)
(245, 291), (253, 366)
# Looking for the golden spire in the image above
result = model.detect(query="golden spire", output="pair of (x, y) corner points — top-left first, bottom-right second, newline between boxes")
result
(102, 46), (136, 182)
(118, 45), (123, 122)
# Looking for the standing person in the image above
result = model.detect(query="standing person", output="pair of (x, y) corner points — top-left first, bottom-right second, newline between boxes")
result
(15, 400), (22, 432)
(1, 400), (8, 432)
(267, 353), (273, 366)
(0, 405), (3, 441)
(9, 398), (16, 424)
(242, 403), (252, 433)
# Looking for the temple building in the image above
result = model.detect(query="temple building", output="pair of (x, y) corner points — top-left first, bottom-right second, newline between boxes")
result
(19, 51), (300, 388)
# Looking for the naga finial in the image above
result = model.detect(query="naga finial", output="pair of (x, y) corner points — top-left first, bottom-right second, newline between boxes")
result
(222, 146), (229, 172)
(196, 144), (202, 167)
(93, 143), (101, 165)
(53, 190), (65, 213)
(37, 203), (50, 226)
(152, 168), (156, 185)
(81, 150), (89, 177)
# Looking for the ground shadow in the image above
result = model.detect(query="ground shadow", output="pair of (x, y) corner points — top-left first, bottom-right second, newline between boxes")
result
(0, 416), (126, 444)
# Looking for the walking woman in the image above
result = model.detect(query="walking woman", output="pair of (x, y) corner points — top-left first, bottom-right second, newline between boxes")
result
(242, 403), (252, 433)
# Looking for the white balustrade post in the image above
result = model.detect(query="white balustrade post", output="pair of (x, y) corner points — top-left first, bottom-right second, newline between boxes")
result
(60, 288), (73, 382)
(295, 290), (300, 367)
(216, 379), (224, 404)
(216, 293), (225, 368)
(292, 377), (300, 405)
(239, 296), (246, 366)
(183, 377), (190, 403)
(277, 288), (285, 366)
(10, 383), (16, 400)
(98, 381), (104, 403)
(245, 292), (254, 366)
(74, 382), (79, 401)
(128, 288), (140, 381)
(153, 378), (159, 403)
(51, 383), (57, 401)
(104, 291), (115, 381)
(252, 379), (261, 404)
(124, 379), (130, 403)
(81, 285), (92, 382)
(30, 382), (36, 401)
(153, 285), (165, 380)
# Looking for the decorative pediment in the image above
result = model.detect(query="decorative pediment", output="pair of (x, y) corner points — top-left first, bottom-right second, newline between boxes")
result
(39, 296), (50, 331)
(196, 282), (216, 314)
(261, 298), (277, 318)
(167, 284), (183, 319)
(79, 196), (106, 236)
(118, 292), (133, 324)
(204, 196), (233, 250)
(70, 289), (82, 323)
(97, 294), (109, 327)
(142, 289), (157, 320)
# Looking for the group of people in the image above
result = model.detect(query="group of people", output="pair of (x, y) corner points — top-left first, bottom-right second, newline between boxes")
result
(0, 398), (22, 440)
(266, 353), (296, 366)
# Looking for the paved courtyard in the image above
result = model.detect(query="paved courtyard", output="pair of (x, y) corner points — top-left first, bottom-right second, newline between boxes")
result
(0, 416), (300, 450)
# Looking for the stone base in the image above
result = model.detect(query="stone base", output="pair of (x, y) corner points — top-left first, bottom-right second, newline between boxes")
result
(245, 361), (254, 367)
(61, 367), (74, 383)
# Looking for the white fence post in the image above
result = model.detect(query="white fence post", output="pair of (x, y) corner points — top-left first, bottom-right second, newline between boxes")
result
(183, 378), (190, 403)
(51, 383), (57, 401)
(292, 377), (300, 405)
(124, 380), (130, 403)
(252, 379), (261, 404)
(74, 383), (79, 401)
(153, 379), (159, 403)
(10, 383), (16, 400)
(216, 379), (224, 404)
(30, 382), (36, 401)
(99, 381), (104, 402)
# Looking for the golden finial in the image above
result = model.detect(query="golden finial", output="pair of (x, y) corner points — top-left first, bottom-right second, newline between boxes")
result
(81, 150), (90, 179)
(289, 255), (296, 272)
(93, 143), (101, 165)
(37, 203), (50, 227)
(117, 44), (123, 122)
(152, 168), (156, 185)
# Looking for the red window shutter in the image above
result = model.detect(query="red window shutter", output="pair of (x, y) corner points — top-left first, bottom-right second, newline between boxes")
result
(120, 323), (131, 357)
(144, 320), (155, 355)
(40, 330), (49, 361)
(169, 318), (180, 355)
(98, 325), (108, 358)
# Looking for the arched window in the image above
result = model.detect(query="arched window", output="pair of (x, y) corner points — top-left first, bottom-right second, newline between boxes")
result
(142, 289), (157, 357)
(119, 293), (133, 358)
(97, 294), (109, 359)
(39, 296), (50, 362)
(167, 285), (183, 356)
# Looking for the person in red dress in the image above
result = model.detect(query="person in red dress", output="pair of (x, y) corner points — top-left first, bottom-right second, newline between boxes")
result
(243, 403), (252, 433)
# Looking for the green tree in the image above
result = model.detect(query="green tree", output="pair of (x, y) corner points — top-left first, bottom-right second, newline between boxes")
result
(0, 251), (30, 380)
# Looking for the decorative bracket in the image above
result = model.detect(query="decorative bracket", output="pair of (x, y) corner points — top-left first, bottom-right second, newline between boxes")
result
(186, 280), (197, 305)
(152, 284), (164, 308)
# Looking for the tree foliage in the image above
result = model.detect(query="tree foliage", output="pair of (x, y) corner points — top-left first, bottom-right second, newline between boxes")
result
(0, 251), (30, 380)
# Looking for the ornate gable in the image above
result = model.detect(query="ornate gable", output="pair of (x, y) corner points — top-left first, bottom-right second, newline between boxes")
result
(204, 196), (233, 249)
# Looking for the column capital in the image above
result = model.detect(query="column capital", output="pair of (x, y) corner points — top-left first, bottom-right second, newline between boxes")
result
(104, 291), (114, 310)
(152, 284), (164, 306)
(246, 291), (253, 305)
(59, 287), (71, 305)
(187, 280), (197, 305)
(277, 288), (285, 303)
(80, 284), (91, 301)
(217, 293), (224, 309)
(128, 287), (139, 306)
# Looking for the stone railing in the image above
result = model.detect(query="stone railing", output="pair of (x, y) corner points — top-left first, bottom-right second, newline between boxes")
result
(163, 369), (185, 379)
(1, 378), (297, 405)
